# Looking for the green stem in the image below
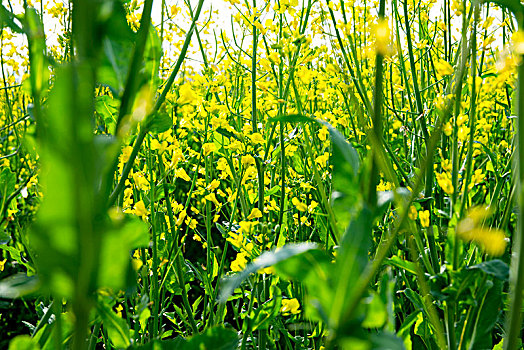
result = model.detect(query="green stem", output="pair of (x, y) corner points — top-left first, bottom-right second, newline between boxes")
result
(115, 0), (154, 134)
(504, 14), (524, 350)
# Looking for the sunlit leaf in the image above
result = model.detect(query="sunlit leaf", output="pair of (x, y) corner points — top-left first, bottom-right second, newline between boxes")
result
(219, 242), (317, 302)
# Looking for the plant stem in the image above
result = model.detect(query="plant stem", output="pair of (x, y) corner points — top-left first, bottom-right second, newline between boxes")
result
(504, 14), (524, 350)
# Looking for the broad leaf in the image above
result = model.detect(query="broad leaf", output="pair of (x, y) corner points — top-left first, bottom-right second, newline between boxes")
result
(219, 242), (317, 302)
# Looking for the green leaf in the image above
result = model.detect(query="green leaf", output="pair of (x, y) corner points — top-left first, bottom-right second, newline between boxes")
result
(362, 292), (387, 329)
(130, 339), (186, 350)
(0, 244), (35, 273)
(319, 119), (360, 179)
(274, 248), (333, 322)
(468, 259), (509, 281)
(182, 326), (238, 350)
(0, 167), (16, 214)
(468, 280), (502, 349)
(250, 285), (282, 331)
(98, 215), (149, 290)
(0, 5), (23, 33)
(29, 65), (79, 298)
(0, 273), (40, 298)
(481, 0), (524, 17)
(370, 332), (406, 350)
(145, 112), (172, 134)
(330, 207), (373, 326)
(24, 7), (49, 96)
(143, 24), (162, 91)
(385, 256), (418, 275)
(218, 242), (317, 302)
(8, 335), (40, 350)
(403, 289), (426, 313)
(96, 300), (131, 349)
(95, 95), (120, 134)
(98, 2), (136, 92)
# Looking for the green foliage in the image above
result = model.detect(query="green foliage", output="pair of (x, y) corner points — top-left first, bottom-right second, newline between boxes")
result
(1, 0), (523, 349)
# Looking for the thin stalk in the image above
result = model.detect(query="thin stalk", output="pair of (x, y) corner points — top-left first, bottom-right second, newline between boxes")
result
(115, 0), (154, 134)
(147, 136), (160, 339)
(108, 0), (205, 207)
(158, 158), (199, 334)
(366, 0), (385, 209)
(504, 14), (524, 350)
(459, 5), (479, 219)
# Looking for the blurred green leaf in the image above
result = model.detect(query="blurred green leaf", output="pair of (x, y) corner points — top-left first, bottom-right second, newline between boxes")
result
(330, 207), (373, 326)
(0, 5), (23, 33)
(323, 120), (361, 235)
(8, 335), (40, 350)
(0, 273), (39, 298)
(24, 7), (49, 96)
(29, 65), (79, 298)
(362, 292), (387, 329)
(370, 332), (406, 350)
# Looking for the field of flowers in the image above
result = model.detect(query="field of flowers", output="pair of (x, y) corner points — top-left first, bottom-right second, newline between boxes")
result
(1, 0), (523, 349)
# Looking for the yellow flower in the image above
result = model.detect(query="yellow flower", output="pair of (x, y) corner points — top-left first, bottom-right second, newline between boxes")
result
(443, 122), (452, 136)
(374, 18), (391, 56)
(315, 152), (330, 167)
(134, 200), (149, 217)
(436, 172), (454, 195)
(177, 83), (197, 105)
(435, 60), (454, 78)
(202, 143), (216, 156)
(419, 210), (430, 228)
(408, 205), (418, 221)
(132, 172), (150, 191)
(268, 51), (281, 65)
(241, 155), (255, 167)
(456, 206), (507, 256)
(227, 231), (243, 249)
(281, 298), (301, 315)
(257, 266), (274, 274)
(247, 208), (263, 220)
(174, 168), (191, 181)
(205, 192), (220, 206)
(291, 197), (308, 212)
(249, 133), (265, 145)
(0, 259), (6, 272)
(231, 252), (248, 272)
(238, 221), (258, 234)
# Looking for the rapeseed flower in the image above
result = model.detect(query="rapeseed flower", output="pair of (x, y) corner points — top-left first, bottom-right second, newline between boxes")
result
(456, 207), (508, 256)
(281, 298), (301, 315)
(419, 210), (430, 228)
